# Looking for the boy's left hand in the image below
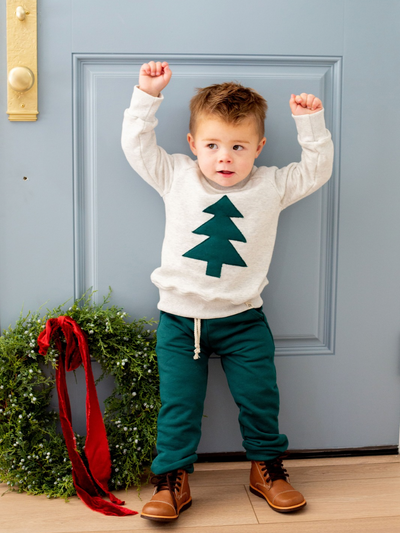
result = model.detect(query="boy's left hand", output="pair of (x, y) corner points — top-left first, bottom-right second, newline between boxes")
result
(290, 93), (323, 115)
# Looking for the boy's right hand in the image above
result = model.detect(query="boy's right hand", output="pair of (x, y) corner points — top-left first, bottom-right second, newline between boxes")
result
(138, 61), (172, 97)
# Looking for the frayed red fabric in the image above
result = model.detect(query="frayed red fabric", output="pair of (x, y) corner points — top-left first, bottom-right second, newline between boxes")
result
(37, 316), (137, 516)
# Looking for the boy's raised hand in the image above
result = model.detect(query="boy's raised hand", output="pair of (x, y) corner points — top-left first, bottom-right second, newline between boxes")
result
(139, 61), (172, 97)
(290, 93), (323, 115)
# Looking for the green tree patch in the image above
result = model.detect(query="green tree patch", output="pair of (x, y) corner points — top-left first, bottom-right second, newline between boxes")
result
(183, 195), (247, 278)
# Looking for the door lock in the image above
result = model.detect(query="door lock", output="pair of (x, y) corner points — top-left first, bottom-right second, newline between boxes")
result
(16, 6), (27, 20)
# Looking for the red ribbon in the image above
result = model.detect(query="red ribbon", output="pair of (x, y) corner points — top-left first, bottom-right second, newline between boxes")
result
(38, 316), (137, 516)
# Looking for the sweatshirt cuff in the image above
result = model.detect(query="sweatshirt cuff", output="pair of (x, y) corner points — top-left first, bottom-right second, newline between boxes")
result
(292, 109), (328, 142)
(127, 85), (164, 120)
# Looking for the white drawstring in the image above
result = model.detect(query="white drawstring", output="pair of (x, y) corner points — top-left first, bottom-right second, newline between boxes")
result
(194, 318), (201, 360)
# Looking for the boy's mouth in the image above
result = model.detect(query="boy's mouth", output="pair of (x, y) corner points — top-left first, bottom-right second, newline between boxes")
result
(217, 170), (234, 176)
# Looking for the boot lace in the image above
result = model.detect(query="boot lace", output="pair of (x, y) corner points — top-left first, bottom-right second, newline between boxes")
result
(260, 456), (289, 483)
(150, 470), (183, 512)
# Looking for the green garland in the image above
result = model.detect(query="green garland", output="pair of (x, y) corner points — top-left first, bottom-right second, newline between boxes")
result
(0, 290), (160, 499)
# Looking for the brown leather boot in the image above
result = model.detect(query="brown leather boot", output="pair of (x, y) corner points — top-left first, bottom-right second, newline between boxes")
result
(141, 469), (192, 522)
(249, 458), (306, 513)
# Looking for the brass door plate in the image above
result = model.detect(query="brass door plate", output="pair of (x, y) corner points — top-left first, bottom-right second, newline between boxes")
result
(7, 0), (38, 121)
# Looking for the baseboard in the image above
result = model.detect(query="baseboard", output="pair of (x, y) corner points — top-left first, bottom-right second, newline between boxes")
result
(197, 445), (399, 463)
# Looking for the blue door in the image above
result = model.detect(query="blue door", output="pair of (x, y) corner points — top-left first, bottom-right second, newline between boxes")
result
(1, 0), (399, 454)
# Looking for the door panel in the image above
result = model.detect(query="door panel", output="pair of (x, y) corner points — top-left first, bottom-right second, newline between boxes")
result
(74, 55), (340, 356)
(1, 0), (399, 454)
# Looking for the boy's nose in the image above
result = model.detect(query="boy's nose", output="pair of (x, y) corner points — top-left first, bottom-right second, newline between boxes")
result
(219, 152), (232, 163)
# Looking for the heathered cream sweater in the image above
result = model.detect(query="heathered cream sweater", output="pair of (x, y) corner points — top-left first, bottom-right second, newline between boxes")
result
(121, 87), (334, 319)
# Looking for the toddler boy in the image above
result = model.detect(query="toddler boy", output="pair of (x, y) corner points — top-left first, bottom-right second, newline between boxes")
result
(121, 61), (333, 522)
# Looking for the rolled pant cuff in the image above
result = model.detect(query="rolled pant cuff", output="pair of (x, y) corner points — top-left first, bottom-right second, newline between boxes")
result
(151, 458), (195, 475)
(246, 449), (288, 462)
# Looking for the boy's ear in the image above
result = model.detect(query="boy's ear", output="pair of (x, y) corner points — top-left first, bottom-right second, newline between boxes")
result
(187, 133), (197, 156)
(255, 137), (266, 158)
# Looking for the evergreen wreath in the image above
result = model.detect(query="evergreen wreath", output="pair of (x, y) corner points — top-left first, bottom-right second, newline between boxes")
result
(0, 290), (160, 499)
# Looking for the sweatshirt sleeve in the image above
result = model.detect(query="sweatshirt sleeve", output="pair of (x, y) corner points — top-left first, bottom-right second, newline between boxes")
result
(121, 86), (174, 196)
(273, 109), (334, 209)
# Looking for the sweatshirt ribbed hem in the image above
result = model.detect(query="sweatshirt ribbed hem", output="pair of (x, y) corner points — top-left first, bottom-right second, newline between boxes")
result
(157, 289), (263, 319)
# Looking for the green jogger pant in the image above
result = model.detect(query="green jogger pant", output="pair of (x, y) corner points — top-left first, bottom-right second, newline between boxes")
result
(151, 307), (288, 475)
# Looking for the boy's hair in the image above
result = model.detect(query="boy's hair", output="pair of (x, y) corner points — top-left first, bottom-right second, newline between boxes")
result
(189, 81), (267, 139)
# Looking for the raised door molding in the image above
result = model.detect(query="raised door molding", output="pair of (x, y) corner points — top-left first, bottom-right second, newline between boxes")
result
(73, 54), (341, 356)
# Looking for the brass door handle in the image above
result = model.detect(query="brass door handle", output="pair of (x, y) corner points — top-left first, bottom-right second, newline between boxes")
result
(8, 67), (35, 92)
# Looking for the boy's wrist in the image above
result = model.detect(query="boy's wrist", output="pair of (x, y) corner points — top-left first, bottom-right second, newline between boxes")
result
(127, 85), (164, 119)
(292, 108), (323, 119)
(292, 108), (328, 142)
(136, 85), (162, 99)
(138, 86), (161, 98)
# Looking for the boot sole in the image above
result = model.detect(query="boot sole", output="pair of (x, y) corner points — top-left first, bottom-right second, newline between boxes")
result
(141, 498), (192, 522)
(249, 485), (306, 513)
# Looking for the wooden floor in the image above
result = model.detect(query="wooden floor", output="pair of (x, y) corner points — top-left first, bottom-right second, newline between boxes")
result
(1, 455), (400, 533)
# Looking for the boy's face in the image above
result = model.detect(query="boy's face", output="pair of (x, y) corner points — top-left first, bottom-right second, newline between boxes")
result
(187, 115), (266, 187)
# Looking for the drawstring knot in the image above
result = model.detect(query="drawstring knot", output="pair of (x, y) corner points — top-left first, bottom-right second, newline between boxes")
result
(194, 318), (201, 359)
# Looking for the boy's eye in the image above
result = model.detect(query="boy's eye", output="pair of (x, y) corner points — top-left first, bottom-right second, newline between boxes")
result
(233, 145), (244, 151)
(207, 143), (218, 149)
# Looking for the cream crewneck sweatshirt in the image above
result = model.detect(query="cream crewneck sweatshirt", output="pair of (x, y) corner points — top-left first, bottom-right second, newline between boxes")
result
(121, 87), (334, 319)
